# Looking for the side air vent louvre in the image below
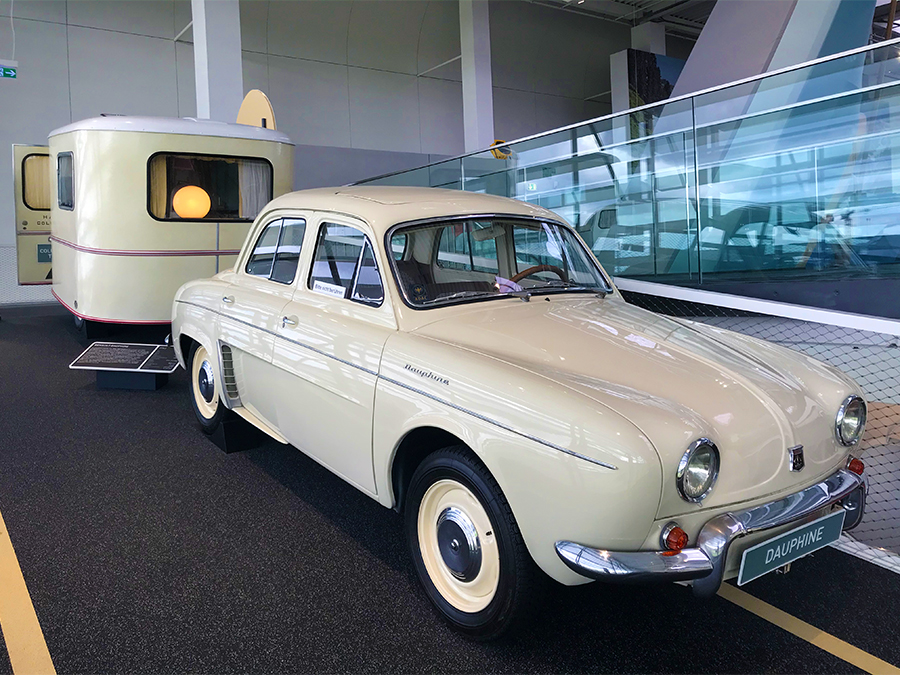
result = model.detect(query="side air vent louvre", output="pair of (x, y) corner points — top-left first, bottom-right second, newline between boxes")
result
(220, 344), (241, 401)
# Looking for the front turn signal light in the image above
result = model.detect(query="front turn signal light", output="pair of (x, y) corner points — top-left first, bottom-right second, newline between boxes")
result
(848, 458), (865, 475)
(661, 522), (689, 552)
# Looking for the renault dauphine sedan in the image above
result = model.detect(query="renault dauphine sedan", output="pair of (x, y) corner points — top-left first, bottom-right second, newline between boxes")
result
(172, 187), (868, 639)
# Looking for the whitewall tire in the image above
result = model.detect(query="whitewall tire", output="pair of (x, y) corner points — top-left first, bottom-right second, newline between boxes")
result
(188, 342), (224, 434)
(405, 446), (540, 640)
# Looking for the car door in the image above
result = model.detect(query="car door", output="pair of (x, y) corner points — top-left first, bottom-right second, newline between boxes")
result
(271, 215), (396, 495)
(218, 215), (308, 428)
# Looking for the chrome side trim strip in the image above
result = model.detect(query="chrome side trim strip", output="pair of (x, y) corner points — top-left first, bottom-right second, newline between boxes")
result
(177, 299), (617, 470)
(378, 375), (617, 470)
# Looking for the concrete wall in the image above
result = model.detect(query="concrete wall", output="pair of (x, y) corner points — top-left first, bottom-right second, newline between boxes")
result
(490, 0), (631, 141)
(0, 0), (645, 304)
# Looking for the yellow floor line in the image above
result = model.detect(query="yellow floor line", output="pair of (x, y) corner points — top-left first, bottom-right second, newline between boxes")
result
(719, 583), (900, 675)
(0, 510), (55, 675)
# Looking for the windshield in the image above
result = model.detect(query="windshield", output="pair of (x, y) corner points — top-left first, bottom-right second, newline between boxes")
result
(389, 218), (611, 308)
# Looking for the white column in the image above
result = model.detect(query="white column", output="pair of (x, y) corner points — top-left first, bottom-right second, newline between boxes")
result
(459, 0), (495, 152)
(191, 0), (244, 122)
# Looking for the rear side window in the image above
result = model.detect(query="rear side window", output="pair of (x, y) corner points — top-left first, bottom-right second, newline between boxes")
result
(271, 219), (306, 284)
(245, 218), (307, 284)
(57, 152), (74, 210)
(23, 154), (50, 211)
(309, 223), (383, 306)
(246, 220), (282, 278)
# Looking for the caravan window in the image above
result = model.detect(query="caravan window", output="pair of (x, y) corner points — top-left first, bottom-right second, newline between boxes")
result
(23, 154), (50, 211)
(57, 152), (74, 210)
(148, 153), (273, 222)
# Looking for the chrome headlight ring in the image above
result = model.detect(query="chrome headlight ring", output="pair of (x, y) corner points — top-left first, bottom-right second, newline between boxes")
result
(676, 438), (720, 503)
(835, 395), (867, 446)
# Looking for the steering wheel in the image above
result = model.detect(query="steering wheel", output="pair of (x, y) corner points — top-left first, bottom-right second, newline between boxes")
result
(510, 264), (568, 284)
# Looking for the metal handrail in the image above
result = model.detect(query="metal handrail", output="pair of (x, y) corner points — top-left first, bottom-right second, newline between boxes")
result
(355, 36), (900, 185)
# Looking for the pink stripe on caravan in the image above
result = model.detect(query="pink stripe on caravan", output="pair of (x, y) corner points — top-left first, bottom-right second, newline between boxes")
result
(51, 289), (171, 325)
(49, 236), (240, 257)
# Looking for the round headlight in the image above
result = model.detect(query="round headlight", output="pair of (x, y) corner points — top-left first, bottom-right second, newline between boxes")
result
(836, 396), (866, 446)
(677, 439), (720, 503)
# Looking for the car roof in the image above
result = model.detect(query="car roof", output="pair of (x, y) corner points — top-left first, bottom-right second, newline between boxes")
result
(264, 186), (566, 237)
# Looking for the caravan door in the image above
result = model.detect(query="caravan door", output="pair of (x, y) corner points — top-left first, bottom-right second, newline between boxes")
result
(12, 144), (52, 285)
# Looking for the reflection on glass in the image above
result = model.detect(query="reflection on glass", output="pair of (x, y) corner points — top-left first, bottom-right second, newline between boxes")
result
(359, 41), (900, 290)
(390, 218), (611, 308)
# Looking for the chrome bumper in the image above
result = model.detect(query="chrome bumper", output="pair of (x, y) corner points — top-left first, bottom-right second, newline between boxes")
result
(555, 467), (865, 598)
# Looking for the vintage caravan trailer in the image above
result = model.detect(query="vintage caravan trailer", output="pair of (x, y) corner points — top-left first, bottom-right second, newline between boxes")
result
(48, 116), (293, 327)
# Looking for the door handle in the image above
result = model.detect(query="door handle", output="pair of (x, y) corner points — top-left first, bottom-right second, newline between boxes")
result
(222, 296), (234, 304)
(282, 315), (297, 328)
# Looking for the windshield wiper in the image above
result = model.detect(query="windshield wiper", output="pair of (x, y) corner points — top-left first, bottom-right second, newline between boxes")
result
(524, 282), (609, 297)
(417, 290), (500, 307)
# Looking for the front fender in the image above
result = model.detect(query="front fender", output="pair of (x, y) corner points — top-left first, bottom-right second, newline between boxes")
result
(373, 336), (663, 585)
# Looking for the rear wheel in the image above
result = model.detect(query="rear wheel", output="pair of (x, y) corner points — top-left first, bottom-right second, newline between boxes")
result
(189, 342), (224, 434)
(405, 446), (539, 640)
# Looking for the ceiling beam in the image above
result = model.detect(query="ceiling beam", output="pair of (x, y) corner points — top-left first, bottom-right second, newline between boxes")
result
(638, 0), (699, 24)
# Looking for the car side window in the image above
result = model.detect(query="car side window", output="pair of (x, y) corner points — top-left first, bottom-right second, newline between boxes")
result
(270, 218), (307, 284)
(246, 220), (282, 277)
(309, 222), (384, 306)
(351, 240), (384, 305)
(245, 217), (308, 283)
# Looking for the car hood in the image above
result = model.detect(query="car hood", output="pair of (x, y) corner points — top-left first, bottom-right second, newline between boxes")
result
(412, 295), (857, 517)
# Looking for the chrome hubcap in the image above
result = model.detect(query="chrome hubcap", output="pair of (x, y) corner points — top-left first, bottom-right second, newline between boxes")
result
(198, 360), (215, 403)
(436, 506), (481, 582)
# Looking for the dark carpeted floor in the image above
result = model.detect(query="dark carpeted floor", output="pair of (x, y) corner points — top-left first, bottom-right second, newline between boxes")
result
(0, 307), (896, 673)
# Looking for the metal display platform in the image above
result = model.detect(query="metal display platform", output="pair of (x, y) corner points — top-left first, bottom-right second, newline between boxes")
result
(69, 342), (180, 391)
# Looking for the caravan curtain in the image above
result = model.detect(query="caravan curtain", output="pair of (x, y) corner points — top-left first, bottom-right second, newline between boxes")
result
(239, 159), (271, 219)
(149, 155), (168, 218)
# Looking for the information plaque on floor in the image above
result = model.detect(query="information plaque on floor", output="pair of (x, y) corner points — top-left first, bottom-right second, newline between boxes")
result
(70, 342), (179, 390)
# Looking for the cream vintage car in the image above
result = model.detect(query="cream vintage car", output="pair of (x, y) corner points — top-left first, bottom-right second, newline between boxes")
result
(171, 186), (868, 639)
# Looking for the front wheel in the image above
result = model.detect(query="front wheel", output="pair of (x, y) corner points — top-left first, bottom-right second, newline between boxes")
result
(405, 446), (539, 640)
(188, 342), (224, 434)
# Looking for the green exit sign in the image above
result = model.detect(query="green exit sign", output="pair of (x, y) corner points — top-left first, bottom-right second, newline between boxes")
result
(0, 60), (17, 79)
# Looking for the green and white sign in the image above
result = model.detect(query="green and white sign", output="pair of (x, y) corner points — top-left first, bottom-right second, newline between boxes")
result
(738, 509), (845, 586)
(0, 60), (17, 79)
(37, 244), (52, 263)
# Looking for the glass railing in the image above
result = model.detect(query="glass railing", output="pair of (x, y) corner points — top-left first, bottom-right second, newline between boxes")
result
(357, 39), (900, 298)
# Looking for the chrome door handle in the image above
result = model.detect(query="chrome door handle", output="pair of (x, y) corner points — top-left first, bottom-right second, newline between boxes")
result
(222, 296), (234, 304)
(282, 316), (297, 327)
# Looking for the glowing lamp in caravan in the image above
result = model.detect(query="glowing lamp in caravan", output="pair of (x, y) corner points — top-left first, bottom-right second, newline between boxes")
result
(172, 185), (211, 219)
